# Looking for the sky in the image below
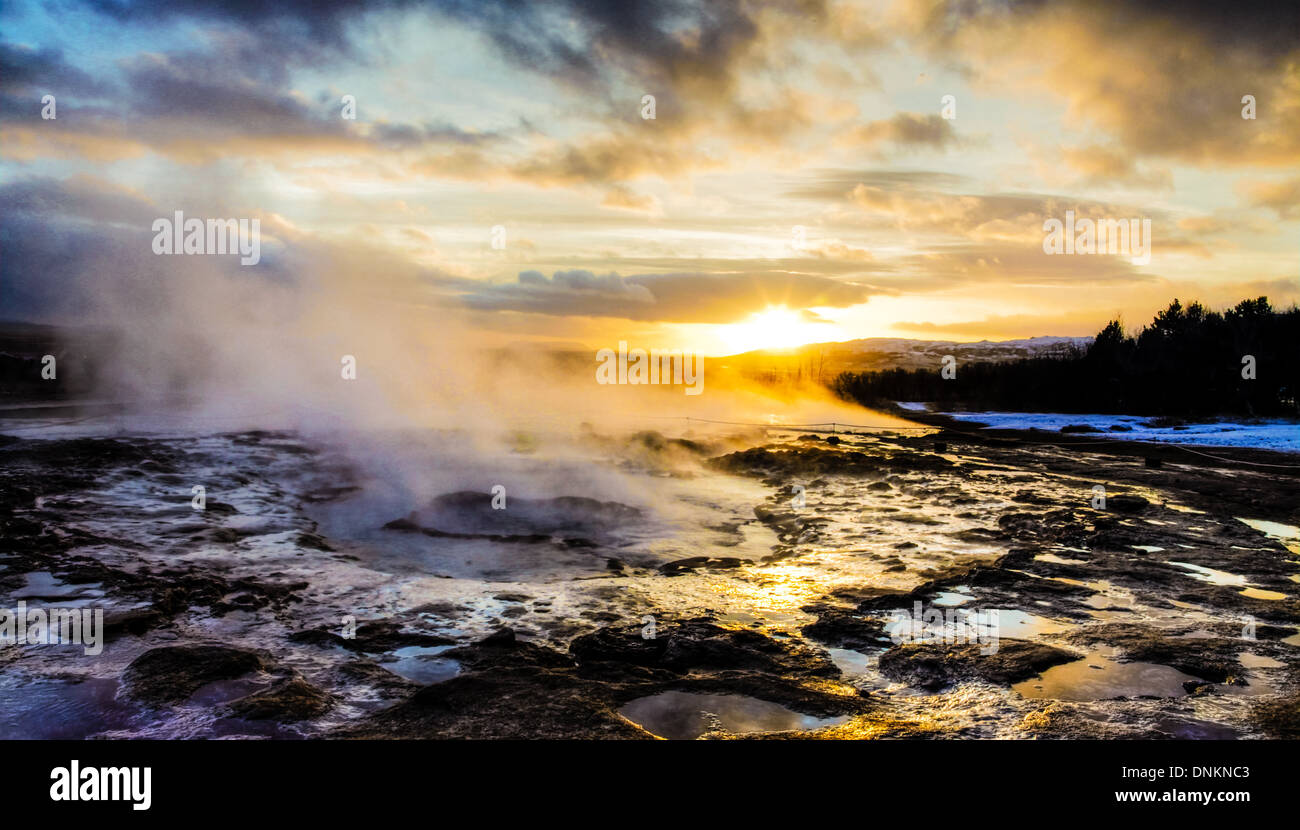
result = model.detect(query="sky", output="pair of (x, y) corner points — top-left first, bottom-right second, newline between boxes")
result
(2, 0), (1299, 356)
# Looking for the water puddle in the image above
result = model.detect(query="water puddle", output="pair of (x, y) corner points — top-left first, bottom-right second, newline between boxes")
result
(8, 572), (105, 604)
(827, 648), (872, 677)
(933, 590), (975, 607)
(1167, 561), (1248, 587)
(618, 691), (849, 739)
(1237, 518), (1300, 555)
(966, 609), (1068, 638)
(1239, 652), (1284, 669)
(1036, 553), (1087, 565)
(1152, 715), (1240, 740)
(1013, 650), (1198, 701)
(383, 645), (460, 684)
(0, 673), (137, 739)
(1240, 587), (1287, 601)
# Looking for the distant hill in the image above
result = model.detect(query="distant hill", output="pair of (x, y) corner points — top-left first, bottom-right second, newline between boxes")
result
(715, 335), (1093, 382)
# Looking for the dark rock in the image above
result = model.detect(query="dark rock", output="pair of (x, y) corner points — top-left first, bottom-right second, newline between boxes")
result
(1251, 694), (1300, 738)
(122, 644), (268, 704)
(227, 676), (334, 721)
(1106, 494), (1149, 513)
(101, 607), (164, 639)
(289, 619), (455, 653)
(658, 556), (750, 576)
(802, 608), (886, 650)
(879, 639), (1079, 690)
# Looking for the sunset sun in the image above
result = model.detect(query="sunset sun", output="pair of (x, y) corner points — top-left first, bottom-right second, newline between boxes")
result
(719, 306), (828, 353)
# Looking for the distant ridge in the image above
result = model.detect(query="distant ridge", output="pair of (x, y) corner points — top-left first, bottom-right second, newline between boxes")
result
(719, 335), (1093, 375)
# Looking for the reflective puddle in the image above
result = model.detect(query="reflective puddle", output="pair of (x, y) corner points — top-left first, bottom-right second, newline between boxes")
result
(1237, 518), (1300, 555)
(1167, 561), (1248, 587)
(618, 691), (849, 739)
(1013, 650), (1198, 701)
(384, 646), (460, 685)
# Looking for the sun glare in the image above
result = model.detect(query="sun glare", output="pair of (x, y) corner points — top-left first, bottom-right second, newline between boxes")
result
(718, 306), (825, 353)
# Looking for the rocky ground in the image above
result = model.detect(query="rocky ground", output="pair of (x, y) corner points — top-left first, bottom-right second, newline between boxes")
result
(1, 423), (1297, 739)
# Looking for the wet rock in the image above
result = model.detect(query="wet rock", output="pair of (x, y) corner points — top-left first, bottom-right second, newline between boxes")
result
(226, 676), (334, 721)
(801, 607), (887, 650)
(290, 619), (456, 653)
(1106, 494), (1149, 513)
(570, 618), (841, 682)
(339, 628), (645, 739)
(658, 556), (750, 576)
(339, 623), (866, 738)
(1250, 693), (1300, 738)
(879, 640), (1079, 691)
(708, 444), (952, 479)
(122, 644), (269, 704)
(856, 562), (1096, 620)
(295, 531), (333, 551)
(101, 606), (164, 640)
(336, 660), (420, 698)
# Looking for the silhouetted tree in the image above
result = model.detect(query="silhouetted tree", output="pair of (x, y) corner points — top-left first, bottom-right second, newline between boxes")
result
(831, 297), (1300, 417)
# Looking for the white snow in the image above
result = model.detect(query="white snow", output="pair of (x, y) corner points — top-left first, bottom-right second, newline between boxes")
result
(939, 412), (1300, 454)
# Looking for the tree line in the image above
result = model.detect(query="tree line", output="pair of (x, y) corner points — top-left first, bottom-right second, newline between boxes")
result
(831, 297), (1300, 417)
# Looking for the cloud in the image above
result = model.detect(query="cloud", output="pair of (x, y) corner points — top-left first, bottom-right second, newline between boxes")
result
(1060, 144), (1172, 190)
(785, 168), (970, 201)
(842, 112), (960, 154)
(896, 242), (1155, 292)
(601, 186), (663, 215)
(455, 269), (876, 323)
(894, 312), (1108, 340)
(1238, 177), (1300, 220)
(902, 0), (1300, 167)
(848, 182), (1165, 245)
(0, 42), (110, 97)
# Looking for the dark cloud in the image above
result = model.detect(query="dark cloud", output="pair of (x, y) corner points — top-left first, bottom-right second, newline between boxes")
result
(0, 36), (510, 163)
(848, 112), (959, 153)
(0, 176), (292, 322)
(85, 0), (423, 59)
(78, 0), (810, 98)
(1, 175), (159, 226)
(0, 42), (111, 97)
(907, 0), (1300, 167)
